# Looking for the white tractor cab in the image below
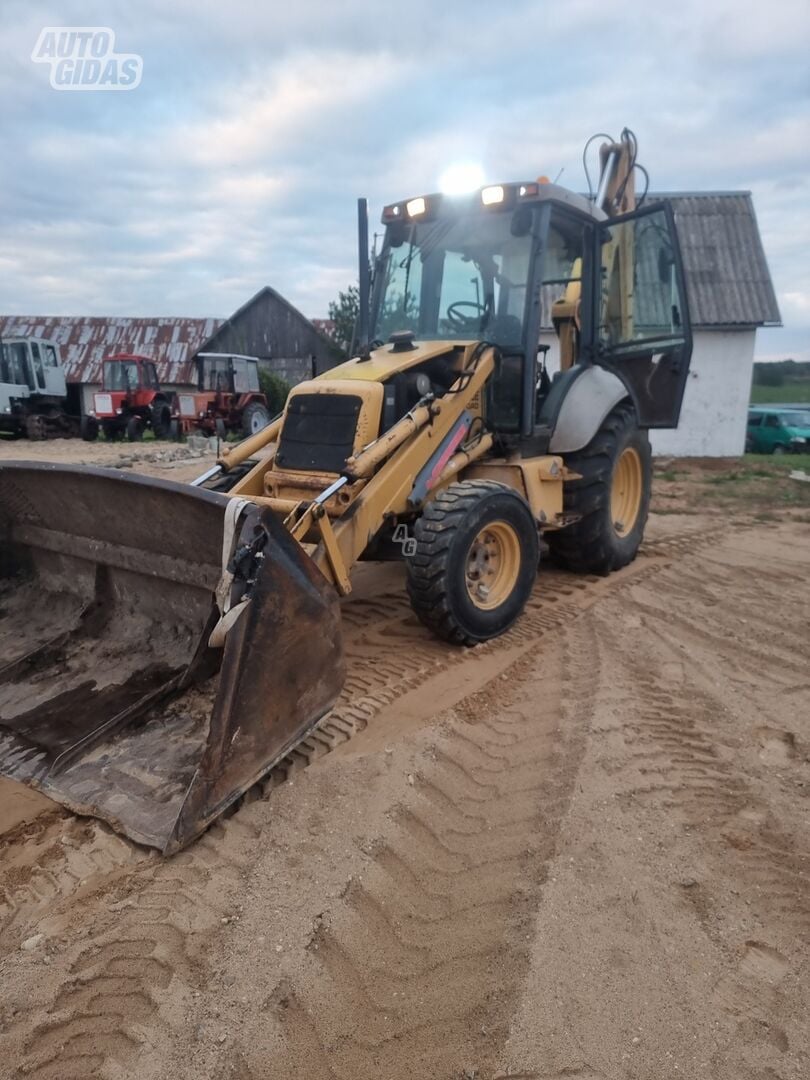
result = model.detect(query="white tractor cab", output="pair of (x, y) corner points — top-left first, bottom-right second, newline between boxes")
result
(0, 337), (93, 440)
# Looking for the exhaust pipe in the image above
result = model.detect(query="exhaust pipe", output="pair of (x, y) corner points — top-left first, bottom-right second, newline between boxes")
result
(356, 196), (371, 361)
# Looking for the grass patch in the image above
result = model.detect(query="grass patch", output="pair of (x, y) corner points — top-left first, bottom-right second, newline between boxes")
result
(750, 382), (810, 405)
(653, 454), (810, 515)
(744, 452), (810, 470)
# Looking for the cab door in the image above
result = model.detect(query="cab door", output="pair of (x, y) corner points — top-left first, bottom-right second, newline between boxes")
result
(41, 341), (67, 397)
(29, 342), (47, 391)
(592, 202), (692, 428)
(231, 358), (251, 395)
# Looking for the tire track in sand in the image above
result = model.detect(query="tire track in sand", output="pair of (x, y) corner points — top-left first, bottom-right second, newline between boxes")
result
(0, 524), (721, 953)
(586, 537), (810, 1079)
(263, 626), (597, 1079)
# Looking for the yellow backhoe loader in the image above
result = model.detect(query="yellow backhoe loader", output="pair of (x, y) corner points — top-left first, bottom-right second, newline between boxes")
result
(0, 130), (692, 852)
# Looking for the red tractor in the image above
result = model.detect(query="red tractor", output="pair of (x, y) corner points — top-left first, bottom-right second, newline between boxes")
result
(176, 353), (271, 438)
(92, 354), (175, 441)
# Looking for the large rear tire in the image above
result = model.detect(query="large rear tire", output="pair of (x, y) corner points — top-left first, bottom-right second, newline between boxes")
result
(548, 401), (650, 575)
(242, 401), (271, 437)
(406, 480), (539, 645)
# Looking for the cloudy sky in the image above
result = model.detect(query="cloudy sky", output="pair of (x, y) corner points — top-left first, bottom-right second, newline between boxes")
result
(2, 0), (808, 359)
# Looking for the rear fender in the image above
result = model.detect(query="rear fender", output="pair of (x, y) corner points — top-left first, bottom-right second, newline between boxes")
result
(547, 365), (630, 453)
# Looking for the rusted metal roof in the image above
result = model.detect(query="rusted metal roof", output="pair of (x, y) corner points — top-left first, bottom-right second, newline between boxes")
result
(0, 316), (223, 384)
(310, 318), (336, 336)
(651, 192), (781, 328)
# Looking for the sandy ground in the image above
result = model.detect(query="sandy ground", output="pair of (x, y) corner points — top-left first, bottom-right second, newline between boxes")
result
(0, 441), (808, 1079)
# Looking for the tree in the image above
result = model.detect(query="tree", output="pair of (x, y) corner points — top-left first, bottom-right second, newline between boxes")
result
(327, 285), (360, 358)
(258, 369), (291, 414)
(754, 364), (784, 388)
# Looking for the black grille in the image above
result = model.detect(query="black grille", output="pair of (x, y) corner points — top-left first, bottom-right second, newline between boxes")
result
(275, 393), (362, 473)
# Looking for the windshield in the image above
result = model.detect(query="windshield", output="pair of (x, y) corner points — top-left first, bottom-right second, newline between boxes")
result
(372, 207), (536, 348)
(783, 411), (810, 428)
(104, 360), (141, 391)
(198, 357), (233, 392)
(1, 342), (29, 385)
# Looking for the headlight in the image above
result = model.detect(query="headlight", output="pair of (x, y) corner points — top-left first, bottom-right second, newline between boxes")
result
(790, 436), (806, 444)
(116, 407), (123, 415)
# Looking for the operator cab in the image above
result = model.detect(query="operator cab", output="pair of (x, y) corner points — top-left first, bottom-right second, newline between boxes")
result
(196, 353), (262, 396)
(370, 181), (691, 446)
(103, 355), (160, 393)
(0, 338), (63, 395)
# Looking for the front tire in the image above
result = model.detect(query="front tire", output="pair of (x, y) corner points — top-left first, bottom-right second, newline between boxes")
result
(406, 480), (539, 645)
(126, 415), (144, 442)
(80, 416), (99, 442)
(151, 400), (172, 439)
(548, 401), (651, 575)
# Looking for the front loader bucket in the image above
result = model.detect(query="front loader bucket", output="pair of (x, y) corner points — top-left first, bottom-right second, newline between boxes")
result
(0, 462), (344, 852)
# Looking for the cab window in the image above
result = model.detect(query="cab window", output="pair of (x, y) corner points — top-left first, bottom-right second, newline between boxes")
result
(599, 206), (685, 348)
(30, 343), (46, 388)
(747, 413), (762, 427)
(764, 414), (781, 428)
(4, 343), (28, 385)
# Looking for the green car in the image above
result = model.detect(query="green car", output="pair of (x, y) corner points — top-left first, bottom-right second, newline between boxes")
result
(746, 407), (810, 454)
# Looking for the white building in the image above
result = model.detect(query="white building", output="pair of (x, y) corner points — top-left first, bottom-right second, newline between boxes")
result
(541, 191), (781, 457)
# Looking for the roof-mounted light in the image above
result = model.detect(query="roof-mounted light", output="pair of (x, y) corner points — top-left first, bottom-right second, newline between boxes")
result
(519, 182), (539, 198)
(481, 185), (505, 206)
(382, 203), (402, 221)
(406, 196), (427, 218)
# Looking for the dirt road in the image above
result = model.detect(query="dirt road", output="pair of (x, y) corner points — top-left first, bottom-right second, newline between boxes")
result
(0, 443), (808, 1079)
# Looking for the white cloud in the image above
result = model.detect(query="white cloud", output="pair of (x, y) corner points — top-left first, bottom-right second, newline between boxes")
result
(0, 0), (807, 358)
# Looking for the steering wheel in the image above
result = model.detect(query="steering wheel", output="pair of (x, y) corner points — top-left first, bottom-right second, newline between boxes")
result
(446, 300), (487, 329)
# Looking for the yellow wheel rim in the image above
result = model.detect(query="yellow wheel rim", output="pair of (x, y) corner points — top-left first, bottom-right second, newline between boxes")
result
(465, 521), (521, 610)
(611, 446), (643, 538)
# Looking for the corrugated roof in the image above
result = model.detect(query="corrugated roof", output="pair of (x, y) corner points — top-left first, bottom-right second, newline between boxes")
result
(651, 192), (781, 328)
(0, 315), (223, 384)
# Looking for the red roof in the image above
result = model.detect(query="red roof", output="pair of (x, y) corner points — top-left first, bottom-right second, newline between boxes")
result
(310, 318), (335, 336)
(0, 315), (224, 384)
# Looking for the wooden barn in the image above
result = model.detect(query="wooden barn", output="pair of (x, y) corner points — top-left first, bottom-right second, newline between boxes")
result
(0, 285), (341, 413)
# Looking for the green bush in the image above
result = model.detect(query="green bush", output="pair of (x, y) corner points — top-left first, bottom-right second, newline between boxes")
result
(259, 369), (291, 415)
